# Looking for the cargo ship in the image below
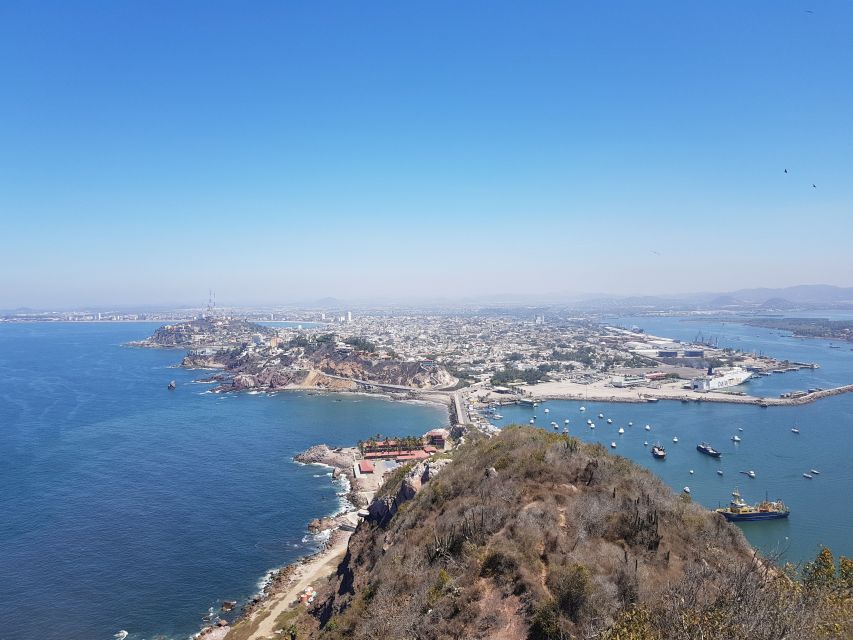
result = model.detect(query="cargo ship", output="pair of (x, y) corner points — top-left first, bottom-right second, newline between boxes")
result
(715, 488), (789, 522)
(691, 366), (752, 392)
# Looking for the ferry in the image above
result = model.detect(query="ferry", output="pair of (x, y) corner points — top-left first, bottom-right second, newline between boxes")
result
(696, 442), (722, 458)
(651, 444), (666, 459)
(691, 366), (752, 392)
(715, 488), (789, 522)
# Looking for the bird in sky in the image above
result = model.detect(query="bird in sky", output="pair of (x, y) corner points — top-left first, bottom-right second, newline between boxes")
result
(784, 168), (788, 174)
(812, 184), (817, 189)
(651, 250), (661, 256)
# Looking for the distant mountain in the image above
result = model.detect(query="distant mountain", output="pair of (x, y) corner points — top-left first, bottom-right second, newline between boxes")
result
(724, 284), (853, 305)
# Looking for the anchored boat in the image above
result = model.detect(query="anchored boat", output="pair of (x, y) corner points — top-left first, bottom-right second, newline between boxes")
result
(696, 442), (722, 458)
(716, 488), (789, 522)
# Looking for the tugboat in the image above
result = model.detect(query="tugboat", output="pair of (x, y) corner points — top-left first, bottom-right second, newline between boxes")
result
(167, 380), (177, 390)
(651, 444), (666, 459)
(696, 442), (722, 458)
(715, 488), (789, 521)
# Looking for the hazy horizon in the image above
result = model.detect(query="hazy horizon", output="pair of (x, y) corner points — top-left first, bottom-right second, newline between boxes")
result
(2, 2), (852, 308)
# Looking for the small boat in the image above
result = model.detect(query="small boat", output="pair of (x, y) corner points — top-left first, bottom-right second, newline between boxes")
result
(672, 436), (679, 443)
(683, 486), (691, 494)
(644, 425), (651, 431)
(738, 427), (744, 432)
(493, 414), (503, 420)
(579, 406), (586, 411)
(731, 435), (741, 442)
(803, 473), (813, 479)
(610, 441), (617, 448)
(646, 397), (660, 403)
(618, 427), (625, 434)
(564, 419), (570, 424)
(651, 444), (666, 459)
(716, 488), (789, 521)
(599, 413), (604, 419)
(529, 419), (535, 424)
(810, 469), (820, 475)
(167, 380), (176, 390)
(791, 427), (800, 434)
(562, 427), (569, 434)
(696, 442), (722, 458)
(544, 408), (550, 414)
(587, 419), (593, 425)
(717, 469), (724, 476)
(628, 421), (633, 426)
(607, 418), (613, 424)
(114, 632), (129, 640)
(589, 423), (595, 429)
(643, 440), (648, 446)
(740, 470), (756, 479)
(689, 469), (694, 474)
(551, 421), (558, 427)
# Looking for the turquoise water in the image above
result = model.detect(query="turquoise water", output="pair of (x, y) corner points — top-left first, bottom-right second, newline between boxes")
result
(497, 314), (853, 565)
(0, 323), (446, 640)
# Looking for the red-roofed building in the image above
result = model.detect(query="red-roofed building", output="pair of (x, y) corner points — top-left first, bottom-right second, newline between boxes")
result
(358, 460), (375, 474)
(425, 428), (449, 449)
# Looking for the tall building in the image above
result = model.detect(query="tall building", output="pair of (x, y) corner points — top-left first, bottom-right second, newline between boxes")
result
(347, 311), (353, 323)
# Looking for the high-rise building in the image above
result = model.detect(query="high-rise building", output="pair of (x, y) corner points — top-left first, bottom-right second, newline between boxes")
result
(347, 311), (353, 323)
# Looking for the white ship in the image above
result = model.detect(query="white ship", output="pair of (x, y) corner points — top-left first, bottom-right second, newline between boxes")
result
(691, 366), (752, 392)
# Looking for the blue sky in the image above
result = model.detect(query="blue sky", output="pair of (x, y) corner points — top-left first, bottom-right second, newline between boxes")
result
(1, 1), (851, 307)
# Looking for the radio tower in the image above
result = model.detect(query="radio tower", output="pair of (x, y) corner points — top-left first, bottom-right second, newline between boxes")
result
(206, 289), (216, 317)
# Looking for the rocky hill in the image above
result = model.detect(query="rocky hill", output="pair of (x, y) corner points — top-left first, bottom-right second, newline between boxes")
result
(129, 317), (273, 348)
(287, 427), (852, 640)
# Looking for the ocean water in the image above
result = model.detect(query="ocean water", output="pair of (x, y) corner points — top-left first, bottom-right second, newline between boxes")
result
(497, 313), (853, 565)
(0, 323), (446, 640)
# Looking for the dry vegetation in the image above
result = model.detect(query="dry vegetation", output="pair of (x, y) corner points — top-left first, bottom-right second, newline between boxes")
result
(297, 426), (852, 639)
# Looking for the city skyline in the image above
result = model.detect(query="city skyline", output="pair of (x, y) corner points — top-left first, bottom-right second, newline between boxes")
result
(1, 2), (852, 307)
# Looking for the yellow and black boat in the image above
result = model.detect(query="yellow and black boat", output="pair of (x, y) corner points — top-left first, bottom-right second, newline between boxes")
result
(716, 488), (789, 522)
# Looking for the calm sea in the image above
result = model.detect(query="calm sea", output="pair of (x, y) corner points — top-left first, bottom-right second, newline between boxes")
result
(498, 314), (853, 565)
(0, 323), (446, 640)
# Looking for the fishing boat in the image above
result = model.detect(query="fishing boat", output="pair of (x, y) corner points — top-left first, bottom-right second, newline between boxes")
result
(715, 488), (789, 521)
(696, 442), (722, 458)
(731, 435), (741, 442)
(651, 444), (666, 459)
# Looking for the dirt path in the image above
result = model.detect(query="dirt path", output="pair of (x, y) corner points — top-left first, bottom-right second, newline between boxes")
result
(241, 534), (350, 640)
